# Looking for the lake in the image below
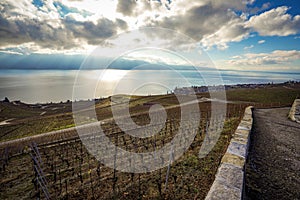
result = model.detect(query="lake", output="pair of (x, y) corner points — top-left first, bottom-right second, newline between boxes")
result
(0, 69), (299, 104)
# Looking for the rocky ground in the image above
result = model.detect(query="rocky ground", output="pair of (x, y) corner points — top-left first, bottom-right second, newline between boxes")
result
(245, 107), (300, 199)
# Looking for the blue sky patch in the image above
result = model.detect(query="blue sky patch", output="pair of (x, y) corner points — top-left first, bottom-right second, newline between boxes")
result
(32, 0), (44, 8)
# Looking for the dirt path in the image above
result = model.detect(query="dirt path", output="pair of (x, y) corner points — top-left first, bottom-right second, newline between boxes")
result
(0, 118), (14, 126)
(245, 107), (300, 199)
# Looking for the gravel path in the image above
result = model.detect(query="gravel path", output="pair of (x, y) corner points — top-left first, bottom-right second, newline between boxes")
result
(245, 107), (300, 200)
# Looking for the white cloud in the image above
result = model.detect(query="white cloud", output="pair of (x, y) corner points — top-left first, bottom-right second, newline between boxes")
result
(228, 50), (300, 66)
(258, 40), (265, 44)
(0, 50), (23, 55)
(55, 0), (119, 20)
(200, 12), (250, 50)
(248, 6), (300, 36)
(244, 45), (254, 50)
(231, 55), (243, 59)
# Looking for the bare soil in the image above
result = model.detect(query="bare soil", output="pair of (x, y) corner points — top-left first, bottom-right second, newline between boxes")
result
(245, 108), (300, 200)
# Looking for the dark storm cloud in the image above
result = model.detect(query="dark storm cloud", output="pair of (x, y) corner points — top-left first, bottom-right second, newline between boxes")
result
(0, 1), (128, 50)
(116, 0), (137, 16)
(63, 16), (127, 44)
(0, 15), (55, 48)
(0, 11), (76, 49)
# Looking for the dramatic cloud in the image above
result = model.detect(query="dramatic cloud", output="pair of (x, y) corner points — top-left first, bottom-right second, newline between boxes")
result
(0, 0), (127, 54)
(248, 6), (300, 36)
(0, 0), (299, 55)
(228, 50), (300, 66)
(200, 14), (250, 49)
(258, 40), (265, 44)
(147, 2), (251, 49)
(64, 16), (127, 44)
(0, 2), (74, 49)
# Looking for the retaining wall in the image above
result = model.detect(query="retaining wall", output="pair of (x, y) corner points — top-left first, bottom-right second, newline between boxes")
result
(205, 106), (253, 200)
(288, 99), (300, 123)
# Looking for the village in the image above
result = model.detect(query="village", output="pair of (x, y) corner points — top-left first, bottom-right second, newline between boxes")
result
(173, 81), (300, 95)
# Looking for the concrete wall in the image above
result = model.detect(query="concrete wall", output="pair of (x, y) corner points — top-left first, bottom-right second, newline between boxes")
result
(205, 106), (253, 200)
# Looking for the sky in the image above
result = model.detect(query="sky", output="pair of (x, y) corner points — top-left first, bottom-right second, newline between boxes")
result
(0, 0), (299, 72)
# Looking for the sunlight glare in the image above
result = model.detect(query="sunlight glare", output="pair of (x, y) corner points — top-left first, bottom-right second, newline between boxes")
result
(99, 69), (127, 82)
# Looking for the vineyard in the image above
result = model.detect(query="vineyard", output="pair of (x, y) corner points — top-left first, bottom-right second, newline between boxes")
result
(0, 100), (248, 199)
(1, 84), (299, 199)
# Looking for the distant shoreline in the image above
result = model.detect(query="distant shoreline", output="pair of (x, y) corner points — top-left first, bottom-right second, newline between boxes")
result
(2, 81), (299, 105)
(1, 68), (300, 74)
(1, 68), (299, 104)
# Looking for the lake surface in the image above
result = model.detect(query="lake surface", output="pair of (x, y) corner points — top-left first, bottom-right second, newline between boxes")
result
(0, 69), (299, 104)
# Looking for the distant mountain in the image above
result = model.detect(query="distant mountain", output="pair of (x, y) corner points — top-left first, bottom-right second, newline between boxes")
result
(0, 53), (84, 70)
(0, 53), (209, 71)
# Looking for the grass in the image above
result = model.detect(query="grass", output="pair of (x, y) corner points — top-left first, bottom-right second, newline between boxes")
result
(226, 85), (300, 105)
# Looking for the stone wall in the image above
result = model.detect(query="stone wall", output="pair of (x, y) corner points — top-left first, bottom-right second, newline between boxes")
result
(288, 99), (300, 123)
(205, 106), (253, 200)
